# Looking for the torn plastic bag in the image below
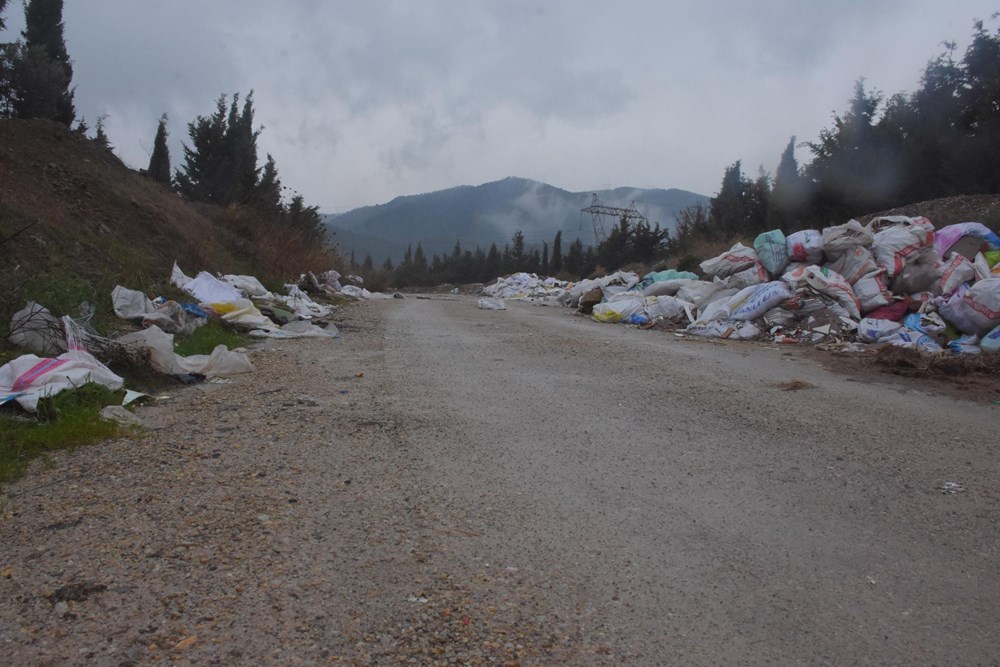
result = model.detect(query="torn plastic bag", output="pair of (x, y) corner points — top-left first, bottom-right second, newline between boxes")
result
(856, 318), (902, 343)
(8, 302), (63, 355)
(181, 270), (244, 304)
(0, 317), (124, 412)
(753, 229), (789, 275)
(782, 265), (861, 319)
(853, 271), (893, 314)
(478, 298), (506, 310)
(938, 253), (976, 296)
(223, 274), (274, 299)
(822, 219), (874, 258)
(871, 218), (935, 277)
(112, 285), (155, 320)
(699, 242), (757, 278)
(936, 278), (1000, 336)
(933, 222), (1000, 259)
(685, 320), (761, 340)
(947, 334), (981, 355)
(171, 261), (194, 289)
(118, 325), (252, 377)
(275, 284), (331, 318)
(786, 230), (823, 264)
(824, 246), (878, 285)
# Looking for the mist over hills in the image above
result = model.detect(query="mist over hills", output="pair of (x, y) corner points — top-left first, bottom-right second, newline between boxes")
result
(323, 177), (708, 263)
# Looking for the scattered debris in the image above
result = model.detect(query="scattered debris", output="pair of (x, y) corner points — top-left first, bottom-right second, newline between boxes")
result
(938, 481), (967, 494)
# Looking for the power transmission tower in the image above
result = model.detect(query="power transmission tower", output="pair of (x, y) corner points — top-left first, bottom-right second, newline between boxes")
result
(581, 193), (648, 243)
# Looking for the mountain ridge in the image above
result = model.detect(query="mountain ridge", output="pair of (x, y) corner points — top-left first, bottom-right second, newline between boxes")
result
(324, 177), (709, 262)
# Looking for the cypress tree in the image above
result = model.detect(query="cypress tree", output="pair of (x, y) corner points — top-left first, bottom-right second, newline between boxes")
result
(20, 0), (74, 125)
(148, 113), (171, 184)
(551, 230), (562, 274)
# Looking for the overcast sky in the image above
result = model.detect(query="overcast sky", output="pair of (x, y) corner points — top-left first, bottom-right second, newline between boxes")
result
(3, 1), (997, 212)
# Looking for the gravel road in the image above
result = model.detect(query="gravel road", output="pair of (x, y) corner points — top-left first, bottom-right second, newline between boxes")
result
(1, 296), (998, 665)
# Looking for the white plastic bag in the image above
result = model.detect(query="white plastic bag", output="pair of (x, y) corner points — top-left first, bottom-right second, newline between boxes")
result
(856, 318), (902, 343)
(871, 218), (934, 277)
(0, 317), (124, 412)
(644, 295), (689, 321)
(478, 297), (506, 310)
(938, 253), (976, 296)
(824, 247), (878, 285)
(592, 297), (646, 324)
(853, 271), (893, 314)
(782, 265), (861, 320)
(118, 325), (253, 377)
(699, 243), (757, 278)
(786, 230), (824, 264)
(937, 278), (1000, 335)
(822, 220), (873, 258)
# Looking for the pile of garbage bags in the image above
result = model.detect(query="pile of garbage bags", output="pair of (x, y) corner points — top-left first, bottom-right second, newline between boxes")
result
(554, 216), (1000, 354)
(1, 262), (346, 411)
(482, 273), (569, 303)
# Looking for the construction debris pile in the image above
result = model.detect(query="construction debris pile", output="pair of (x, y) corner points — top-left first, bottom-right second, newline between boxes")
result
(487, 217), (1000, 354)
(1, 262), (345, 412)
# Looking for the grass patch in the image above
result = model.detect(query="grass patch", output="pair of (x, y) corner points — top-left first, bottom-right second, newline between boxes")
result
(173, 319), (250, 357)
(0, 384), (128, 484)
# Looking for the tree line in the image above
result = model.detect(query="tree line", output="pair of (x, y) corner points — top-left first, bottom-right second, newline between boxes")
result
(674, 17), (1000, 257)
(0, 0), (323, 240)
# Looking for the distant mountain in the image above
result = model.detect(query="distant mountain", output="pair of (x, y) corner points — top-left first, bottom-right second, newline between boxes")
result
(323, 177), (709, 263)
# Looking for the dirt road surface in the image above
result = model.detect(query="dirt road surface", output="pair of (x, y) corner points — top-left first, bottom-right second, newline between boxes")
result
(2, 296), (998, 665)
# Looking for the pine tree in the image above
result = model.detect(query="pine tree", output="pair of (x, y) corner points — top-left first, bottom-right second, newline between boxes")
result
(20, 0), (74, 124)
(93, 114), (112, 152)
(253, 154), (282, 215)
(175, 95), (229, 203)
(511, 230), (525, 271)
(147, 113), (171, 185)
(541, 241), (549, 275)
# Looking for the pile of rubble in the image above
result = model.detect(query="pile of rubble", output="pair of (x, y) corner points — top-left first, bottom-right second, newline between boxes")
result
(481, 273), (569, 306)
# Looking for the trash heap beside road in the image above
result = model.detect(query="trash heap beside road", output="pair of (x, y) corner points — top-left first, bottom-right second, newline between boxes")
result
(481, 273), (569, 303)
(483, 216), (1000, 354)
(1, 262), (346, 412)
